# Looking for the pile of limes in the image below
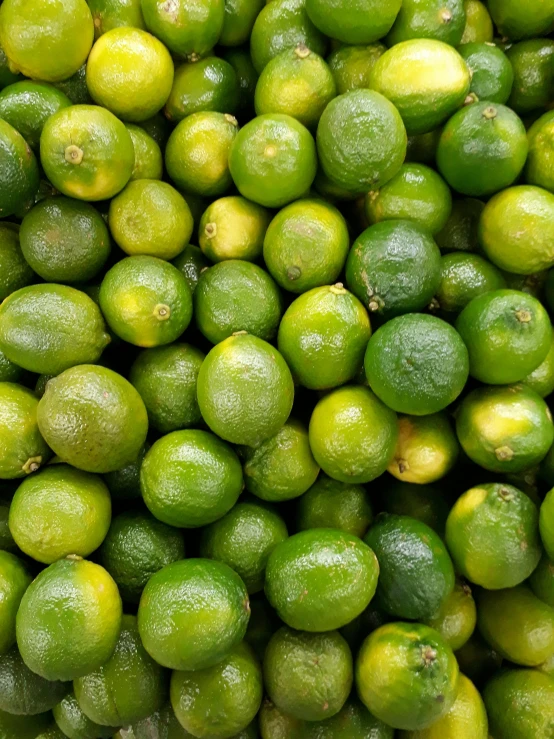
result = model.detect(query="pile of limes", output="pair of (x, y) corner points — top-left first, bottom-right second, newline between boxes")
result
(1, 0), (554, 737)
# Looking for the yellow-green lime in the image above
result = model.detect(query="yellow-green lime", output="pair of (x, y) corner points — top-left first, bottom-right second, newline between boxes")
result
(305, 0), (401, 44)
(484, 669), (554, 739)
(126, 124), (163, 181)
(0, 383), (51, 480)
(199, 196), (271, 263)
(525, 110), (554, 193)
(327, 43), (385, 95)
(423, 580), (477, 652)
(297, 475), (373, 538)
(53, 692), (117, 739)
(506, 39), (554, 114)
(141, 0), (224, 58)
(87, 0), (145, 38)
(0, 551), (31, 655)
(386, 0), (466, 46)
(458, 42), (514, 105)
(0, 224), (34, 301)
(0, 647), (67, 717)
(460, 0), (493, 43)
(0, 119), (39, 218)
(434, 252), (507, 313)
(164, 56), (238, 122)
(0, 81), (71, 150)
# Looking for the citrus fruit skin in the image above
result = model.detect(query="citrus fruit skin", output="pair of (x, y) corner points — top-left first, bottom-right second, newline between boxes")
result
(327, 43), (385, 95)
(263, 198), (349, 293)
(37, 365), (148, 474)
(0, 0), (93, 82)
(435, 252), (506, 313)
(369, 40), (470, 135)
(364, 314), (469, 416)
(109, 180), (193, 260)
(356, 622), (459, 731)
(483, 669), (554, 739)
(0, 646), (68, 716)
(241, 420), (320, 502)
(87, 0), (145, 38)
(423, 580), (477, 653)
(16, 557), (122, 681)
(20, 196), (111, 284)
(456, 289), (552, 384)
(460, 0), (493, 42)
(530, 554), (554, 608)
(277, 284), (371, 390)
(126, 124), (163, 181)
(99, 256), (193, 347)
(316, 89), (407, 195)
(488, 0), (554, 40)
(541, 488), (554, 560)
(0, 224), (34, 302)
(437, 102), (527, 197)
(138, 558), (250, 671)
(172, 244), (209, 292)
(53, 692), (117, 739)
(40, 104), (134, 201)
(130, 343), (204, 433)
(306, 0), (401, 44)
(264, 627), (352, 722)
(0, 383), (51, 480)
(220, 0), (264, 46)
(0, 81), (71, 150)
(229, 113), (317, 208)
(170, 643), (262, 738)
(165, 56), (238, 122)
(199, 196), (270, 264)
(141, 0), (224, 58)
(0, 551), (31, 655)
(506, 39), (554, 115)
(140, 429), (243, 528)
(525, 110), (554, 194)
(445, 482), (542, 590)
(458, 42), (514, 105)
(74, 614), (167, 726)
(346, 220), (442, 319)
(387, 0), (465, 46)
(297, 475), (373, 539)
(0, 119), (39, 218)
(99, 509), (185, 604)
(9, 464), (111, 565)
(197, 333), (294, 448)
(0, 284), (110, 375)
(200, 501), (288, 594)
(265, 528), (379, 632)
(457, 384), (554, 474)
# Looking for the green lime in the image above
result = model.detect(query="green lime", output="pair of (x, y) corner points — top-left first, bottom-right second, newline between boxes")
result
(88, 0), (145, 38)
(364, 314), (469, 415)
(458, 42), (514, 104)
(530, 554), (554, 607)
(434, 252), (507, 313)
(327, 44), (385, 95)
(16, 557), (122, 681)
(306, 0), (400, 44)
(263, 198), (349, 293)
(423, 580), (476, 652)
(316, 89), (407, 194)
(0, 647), (68, 715)
(221, 46), (259, 113)
(20, 196), (110, 284)
(126, 124), (163, 181)
(200, 501), (288, 593)
(9, 464), (111, 565)
(296, 475), (373, 538)
(265, 528), (379, 631)
(0, 0), (93, 82)
(461, 0), (493, 42)
(387, 0), (465, 46)
(388, 413), (458, 484)
(229, 113), (317, 207)
(365, 164), (452, 235)
(0, 551), (31, 654)
(488, 0), (554, 40)
(141, 0), (224, 58)
(140, 429), (243, 528)
(52, 64), (91, 105)
(220, 0), (264, 46)
(0, 708), (51, 739)
(241, 420), (320, 502)
(165, 111), (238, 197)
(132, 702), (190, 739)
(165, 56), (238, 122)
(40, 105), (134, 201)
(525, 110), (554, 193)
(195, 260), (282, 344)
(456, 384), (554, 473)
(0, 224), (34, 301)
(103, 443), (148, 502)
(0, 81), (71, 150)
(197, 333), (294, 447)
(484, 669), (554, 739)
(507, 39), (554, 114)
(541, 488), (554, 560)
(309, 385), (398, 484)
(0, 383), (51, 480)
(356, 622), (459, 731)
(405, 129), (442, 165)
(377, 480), (450, 537)
(199, 196), (270, 263)
(346, 220), (442, 318)
(172, 244), (209, 292)
(264, 627), (352, 721)
(0, 119), (39, 218)
(437, 102), (527, 197)
(138, 558), (249, 671)
(99, 256), (193, 347)
(53, 692), (116, 739)
(435, 197), (484, 253)
(170, 643), (262, 738)
(37, 365), (148, 474)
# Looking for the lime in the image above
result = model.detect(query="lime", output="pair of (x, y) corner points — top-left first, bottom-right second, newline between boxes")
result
(0, 647), (68, 716)
(484, 669), (554, 739)
(456, 384), (554, 473)
(195, 260), (282, 344)
(197, 333), (294, 447)
(164, 56), (238, 122)
(0, 284), (110, 375)
(488, 0), (554, 40)
(346, 220), (442, 318)
(200, 501), (288, 593)
(109, 180), (193, 259)
(20, 196), (110, 284)
(165, 111), (238, 197)
(40, 104), (134, 201)
(506, 39), (554, 114)
(0, 119), (39, 218)
(316, 89), (407, 194)
(0, 0), (93, 82)
(0, 709), (51, 739)
(130, 343), (204, 433)
(297, 475), (373, 538)
(541, 488), (554, 560)
(172, 244), (209, 292)
(0, 551), (31, 655)
(327, 43), (385, 95)
(0, 383), (51, 480)
(460, 0), (493, 43)
(423, 580), (477, 652)
(99, 509), (184, 604)
(378, 480), (450, 537)
(126, 124), (163, 181)
(141, 0), (224, 58)
(99, 256), (193, 347)
(53, 692), (116, 739)
(525, 110), (554, 193)
(435, 197), (483, 253)
(16, 557), (122, 681)
(530, 554), (554, 607)
(0, 224), (34, 301)
(0, 81), (71, 150)
(9, 464), (111, 564)
(199, 196), (270, 263)
(434, 252), (507, 313)
(103, 443), (148, 502)
(229, 113), (317, 207)
(458, 42), (514, 104)
(265, 528), (379, 631)
(369, 40), (470, 135)
(309, 385), (398, 484)
(387, 0), (465, 46)
(241, 420), (320, 502)
(88, 0), (145, 38)
(140, 429), (243, 528)
(306, 0), (401, 44)
(263, 198), (350, 293)
(364, 314), (469, 415)
(222, 46), (259, 113)
(37, 364), (148, 474)
(170, 643), (262, 738)
(137, 558), (249, 671)
(220, 0), (264, 46)
(356, 622), (459, 731)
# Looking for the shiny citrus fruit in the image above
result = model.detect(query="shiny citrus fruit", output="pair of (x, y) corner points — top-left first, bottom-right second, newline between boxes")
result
(126, 124), (163, 181)
(525, 110), (554, 193)
(0, 551), (31, 655)
(461, 0), (493, 42)
(523, 333), (554, 398)
(0, 224), (34, 301)
(306, 0), (401, 44)
(458, 42), (514, 104)
(434, 252), (506, 313)
(88, 0), (145, 38)
(220, 0), (264, 46)
(488, 0), (554, 40)
(327, 43), (385, 95)
(0, 81), (71, 150)
(141, 0), (224, 58)
(0, 383), (51, 480)
(172, 244), (209, 292)
(484, 669), (554, 739)
(53, 692), (117, 739)
(387, 0), (465, 46)
(199, 196), (270, 263)
(423, 580), (477, 652)
(0, 646), (68, 716)
(506, 39), (554, 114)
(297, 475), (373, 539)
(164, 56), (238, 122)
(0, 119), (39, 218)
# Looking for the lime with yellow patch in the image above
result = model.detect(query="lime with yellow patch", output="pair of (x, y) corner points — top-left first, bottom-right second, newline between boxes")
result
(53, 692), (117, 739)
(386, 0), (466, 46)
(327, 43), (385, 95)
(306, 0), (401, 44)
(484, 669), (554, 739)
(460, 0), (493, 42)
(199, 196), (271, 263)
(525, 110), (554, 194)
(0, 119), (39, 218)
(141, 0), (224, 58)
(0, 551), (31, 655)
(164, 56), (238, 122)
(0, 81), (71, 151)
(126, 123), (163, 181)
(0, 383), (51, 480)
(434, 252), (507, 313)
(423, 580), (477, 652)
(0, 224), (34, 302)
